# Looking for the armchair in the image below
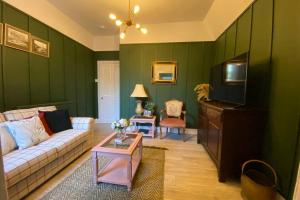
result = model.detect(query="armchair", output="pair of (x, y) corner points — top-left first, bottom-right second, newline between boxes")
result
(159, 100), (186, 141)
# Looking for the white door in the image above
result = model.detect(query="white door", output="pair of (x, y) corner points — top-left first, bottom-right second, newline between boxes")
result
(97, 61), (120, 123)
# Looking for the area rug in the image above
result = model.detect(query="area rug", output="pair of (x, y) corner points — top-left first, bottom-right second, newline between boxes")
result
(41, 146), (166, 200)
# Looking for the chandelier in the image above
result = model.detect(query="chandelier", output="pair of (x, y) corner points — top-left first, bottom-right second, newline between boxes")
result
(109, 0), (148, 39)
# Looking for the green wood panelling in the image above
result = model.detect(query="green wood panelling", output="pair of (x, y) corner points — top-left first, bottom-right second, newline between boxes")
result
(247, 0), (272, 107)
(235, 7), (252, 55)
(95, 51), (119, 60)
(49, 29), (65, 102)
(120, 42), (214, 128)
(75, 44), (87, 116)
(214, 33), (226, 65)
(0, 2), (3, 111)
(29, 18), (50, 104)
(64, 37), (77, 116)
(2, 4), (30, 109)
(225, 23), (237, 60)
(0, 2), (94, 117)
(266, 0), (300, 197)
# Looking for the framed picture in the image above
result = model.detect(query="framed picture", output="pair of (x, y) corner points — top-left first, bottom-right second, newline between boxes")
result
(31, 36), (50, 57)
(4, 24), (31, 52)
(0, 23), (3, 45)
(152, 61), (177, 84)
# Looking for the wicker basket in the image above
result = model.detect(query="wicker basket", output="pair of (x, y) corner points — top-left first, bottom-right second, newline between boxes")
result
(241, 160), (277, 200)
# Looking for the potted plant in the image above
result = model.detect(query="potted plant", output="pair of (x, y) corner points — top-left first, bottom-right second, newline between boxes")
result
(144, 101), (155, 116)
(111, 118), (130, 139)
(194, 83), (210, 102)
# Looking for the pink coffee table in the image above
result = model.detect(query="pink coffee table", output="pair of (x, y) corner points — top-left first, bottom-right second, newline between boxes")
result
(91, 132), (143, 191)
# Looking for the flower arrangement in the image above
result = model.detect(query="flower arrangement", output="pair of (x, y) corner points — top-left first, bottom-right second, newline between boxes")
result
(111, 118), (130, 131)
(194, 83), (210, 101)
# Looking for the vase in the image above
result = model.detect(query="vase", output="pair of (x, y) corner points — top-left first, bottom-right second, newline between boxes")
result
(116, 128), (126, 139)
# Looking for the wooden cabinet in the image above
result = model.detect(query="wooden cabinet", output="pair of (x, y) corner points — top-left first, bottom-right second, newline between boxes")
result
(198, 101), (266, 182)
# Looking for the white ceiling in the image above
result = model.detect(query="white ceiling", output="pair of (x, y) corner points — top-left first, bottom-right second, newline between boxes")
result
(47, 0), (214, 36)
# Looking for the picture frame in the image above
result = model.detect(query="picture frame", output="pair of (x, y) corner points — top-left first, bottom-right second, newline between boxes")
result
(0, 23), (3, 45)
(151, 61), (177, 84)
(31, 36), (50, 57)
(4, 23), (31, 52)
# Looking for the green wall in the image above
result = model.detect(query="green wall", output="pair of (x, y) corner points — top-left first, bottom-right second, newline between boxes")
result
(213, 0), (300, 198)
(95, 51), (119, 61)
(0, 3), (95, 117)
(119, 42), (215, 128)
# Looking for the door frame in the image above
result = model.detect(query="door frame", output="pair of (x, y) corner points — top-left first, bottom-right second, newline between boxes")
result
(96, 60), (120, 123)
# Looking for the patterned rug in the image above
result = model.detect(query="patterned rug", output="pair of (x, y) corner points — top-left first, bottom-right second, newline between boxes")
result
(41, 147), (165, 200)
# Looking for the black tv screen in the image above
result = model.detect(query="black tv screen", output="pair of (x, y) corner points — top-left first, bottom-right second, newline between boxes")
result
(209, 53), (248, 105)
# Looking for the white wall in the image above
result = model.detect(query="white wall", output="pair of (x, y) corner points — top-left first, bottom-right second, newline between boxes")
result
(120, 20), (214, 44)
(93, 35), (120, 51)
(204, 0), (255, 39)
(3, 0), (94, 49)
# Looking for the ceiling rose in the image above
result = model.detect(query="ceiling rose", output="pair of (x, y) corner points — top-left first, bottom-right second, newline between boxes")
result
(109, 0), (148, 39)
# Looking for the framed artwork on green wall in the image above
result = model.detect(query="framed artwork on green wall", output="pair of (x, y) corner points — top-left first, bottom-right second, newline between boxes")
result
(31, 36), (50, 57)
(4, 23), (31, 52)
(0, 23), (3, 45)
(152, 61), (177, 84)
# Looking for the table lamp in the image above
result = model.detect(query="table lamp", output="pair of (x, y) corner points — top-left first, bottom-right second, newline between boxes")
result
(130, 84), (148, 116)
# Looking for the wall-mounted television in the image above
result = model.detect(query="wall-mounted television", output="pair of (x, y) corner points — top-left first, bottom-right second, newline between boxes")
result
(209, 53), (249, 105)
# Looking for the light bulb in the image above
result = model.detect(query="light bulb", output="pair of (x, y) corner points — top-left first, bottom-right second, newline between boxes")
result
(135, 24), (141, 29)
(109, 13), (116, 20)
(120, 32), (126, 39)
(115, 20), (122, 26)
(141, 28), (148, 34)
(133, 5), (140, 14)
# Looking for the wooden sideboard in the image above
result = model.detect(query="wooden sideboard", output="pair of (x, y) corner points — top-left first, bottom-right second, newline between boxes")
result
(198, 101), (266, 182)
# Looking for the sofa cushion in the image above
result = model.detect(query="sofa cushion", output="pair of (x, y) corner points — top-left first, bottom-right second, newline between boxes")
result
(3, 145), (57, 188)
(0, 123), (17, 155)
(38, 129), (89, 157)
(0, 113), (6, 122)
(4, 108), (38, 121)
(3, 106), (57, 121)
(6, 117), (50, 150)
(44, 110), (72, 133)
(38, 111), (53, 136)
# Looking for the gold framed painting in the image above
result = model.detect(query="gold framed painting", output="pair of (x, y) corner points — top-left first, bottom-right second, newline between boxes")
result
(4, 23), (31, 52)
(31, 36), (50, 57)
(0, 23), (3, 45)
(152, 61), (177, 84)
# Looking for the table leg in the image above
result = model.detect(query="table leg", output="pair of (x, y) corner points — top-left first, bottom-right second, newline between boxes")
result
(127, 158), (132, 191)
(92, 152), (98, 184)
(152, 122), (155, 138)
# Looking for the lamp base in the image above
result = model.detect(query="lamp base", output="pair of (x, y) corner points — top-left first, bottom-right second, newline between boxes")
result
(135, 100), (144, 116)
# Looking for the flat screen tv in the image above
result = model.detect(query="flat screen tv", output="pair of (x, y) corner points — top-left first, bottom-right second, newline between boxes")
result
(209, 53), (249, 105)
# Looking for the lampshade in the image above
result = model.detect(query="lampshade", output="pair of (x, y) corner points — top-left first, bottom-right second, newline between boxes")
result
(130, 84), (148, 98)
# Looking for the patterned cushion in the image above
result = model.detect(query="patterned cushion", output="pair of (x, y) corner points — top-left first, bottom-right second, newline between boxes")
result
(160, 118), (186, 128)
(3, 145), (58, 188)
(0, 113), (6, 122)
(166, 100), (183, 117)
(71, 117), (95, 131)
(38, 129), (89, 157)
(4, 108), (38, 121)
(3, 106), (57, 121)
(38, 106), (56, 112)
(0, 123), (17, 155)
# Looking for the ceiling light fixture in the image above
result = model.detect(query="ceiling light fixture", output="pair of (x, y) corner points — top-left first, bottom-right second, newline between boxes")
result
(109, 0), (148, 39)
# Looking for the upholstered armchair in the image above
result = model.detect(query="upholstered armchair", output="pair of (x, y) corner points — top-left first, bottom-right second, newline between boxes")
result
(159, 100), (186, 141)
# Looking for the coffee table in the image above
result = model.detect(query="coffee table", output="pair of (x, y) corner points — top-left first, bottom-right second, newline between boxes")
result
(91, 132), (143, 191)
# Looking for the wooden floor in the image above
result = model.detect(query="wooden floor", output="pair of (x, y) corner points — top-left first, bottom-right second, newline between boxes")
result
(26, 124), (242, 200)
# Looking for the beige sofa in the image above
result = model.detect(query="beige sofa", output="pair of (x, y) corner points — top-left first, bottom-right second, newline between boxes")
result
(0, 106), (94, 200)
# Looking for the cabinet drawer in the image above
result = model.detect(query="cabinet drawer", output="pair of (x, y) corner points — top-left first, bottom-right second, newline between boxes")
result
(207, 107), (222, 127)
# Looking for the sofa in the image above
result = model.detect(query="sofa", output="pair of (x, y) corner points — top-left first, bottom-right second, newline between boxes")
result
(0, 106), (95, 200)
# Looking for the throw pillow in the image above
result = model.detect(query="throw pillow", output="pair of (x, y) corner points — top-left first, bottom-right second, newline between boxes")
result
(44, 109), (72, 133)
(6, 116), (50, 150)
(0, 123), (17, 155)
(38, 111), (54, 135)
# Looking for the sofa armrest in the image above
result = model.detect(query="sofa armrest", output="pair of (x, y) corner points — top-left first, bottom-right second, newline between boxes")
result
(71, 117), (95, 131)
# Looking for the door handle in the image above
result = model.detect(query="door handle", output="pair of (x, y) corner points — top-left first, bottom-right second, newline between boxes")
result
(101, 97), (104, 100)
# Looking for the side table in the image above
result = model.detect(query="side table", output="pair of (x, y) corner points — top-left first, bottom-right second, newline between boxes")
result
(130, 115), (156, 138)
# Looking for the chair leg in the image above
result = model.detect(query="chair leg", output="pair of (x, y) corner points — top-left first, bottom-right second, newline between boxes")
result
(182, 128), (185, 142)
(160, 126), (162, 139)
